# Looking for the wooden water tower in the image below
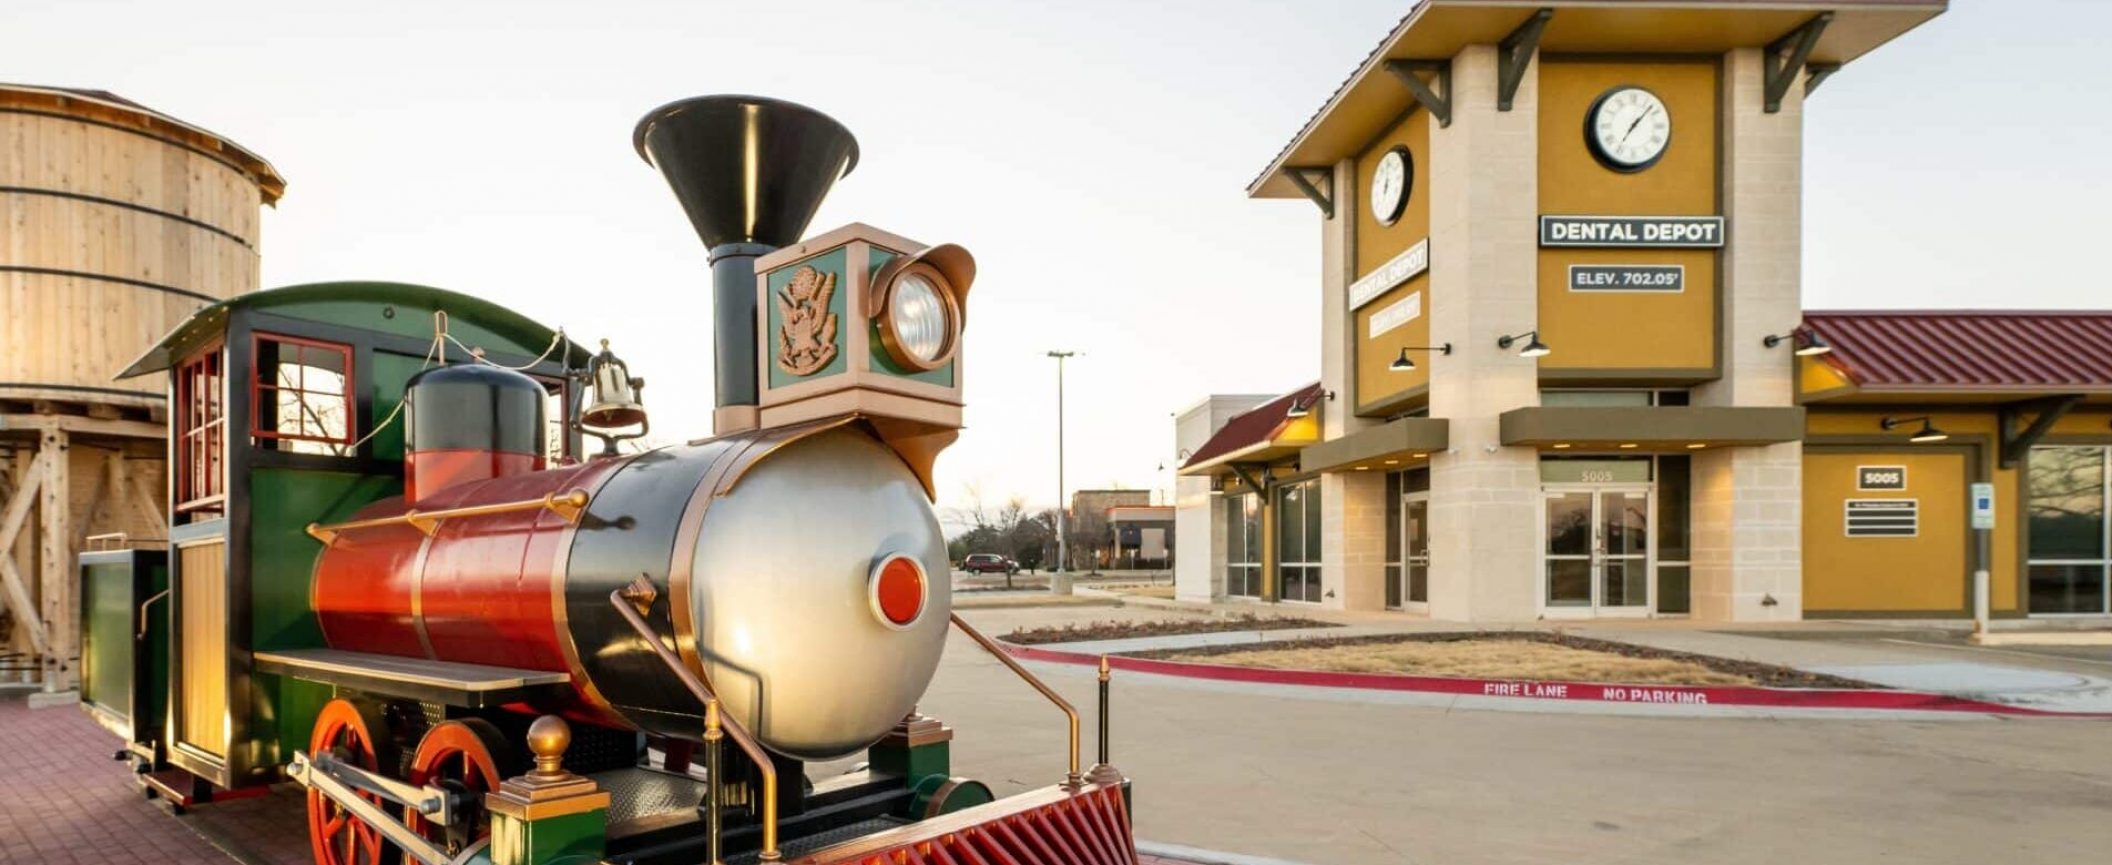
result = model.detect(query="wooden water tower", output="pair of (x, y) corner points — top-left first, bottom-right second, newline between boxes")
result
(0, 84), (283, 694)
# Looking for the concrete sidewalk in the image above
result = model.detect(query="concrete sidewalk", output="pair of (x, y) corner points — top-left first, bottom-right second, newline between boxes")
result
(1027, 592), (2112, 714)
(1575, 626), (2112, 713)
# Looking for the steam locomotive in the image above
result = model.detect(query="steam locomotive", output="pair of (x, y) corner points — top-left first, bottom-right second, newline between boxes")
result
(82, 95), (1134, 865)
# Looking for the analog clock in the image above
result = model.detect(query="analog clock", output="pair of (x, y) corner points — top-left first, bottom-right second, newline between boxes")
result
(1369, 145), (1411, 226)
(1586, 86), (1671, 171)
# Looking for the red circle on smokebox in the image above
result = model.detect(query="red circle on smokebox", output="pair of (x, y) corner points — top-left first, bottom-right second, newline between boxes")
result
(873, 556), (926, 627)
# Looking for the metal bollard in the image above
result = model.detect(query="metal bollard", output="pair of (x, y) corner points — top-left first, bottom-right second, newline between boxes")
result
(1097, 656), (1111, 766)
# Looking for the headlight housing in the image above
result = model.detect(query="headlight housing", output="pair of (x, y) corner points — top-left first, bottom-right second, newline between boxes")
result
(875, 262), (962, 371)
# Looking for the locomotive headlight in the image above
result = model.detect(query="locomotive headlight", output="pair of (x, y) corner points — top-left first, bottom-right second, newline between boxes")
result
(888, 273), (950, 365)
(871, 243), (974, 372)
(876, 265), (959, 371)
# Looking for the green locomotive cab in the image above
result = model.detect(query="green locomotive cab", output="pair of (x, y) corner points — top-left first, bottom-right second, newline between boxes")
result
(109, 281), (585, 802)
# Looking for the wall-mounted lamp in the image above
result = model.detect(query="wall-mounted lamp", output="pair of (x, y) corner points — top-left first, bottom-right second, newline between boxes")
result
(1159, 447), (1195, 472)
(1285, 390), (1335, 419)
(1762, 328), (1832, 357)
(1881, 415), (1949, 443)
(1496, 330), (1551, 358)
(1390, 344), (1454, 371)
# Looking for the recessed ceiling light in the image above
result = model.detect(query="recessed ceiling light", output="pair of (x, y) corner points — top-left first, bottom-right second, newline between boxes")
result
(1552, 443), (1571, 450)
(1383, 459), (1398, 465)
(1412, 453), (1427, 459)
(1618, 443), (1638, 449)
(1687, 443), (1707, 449)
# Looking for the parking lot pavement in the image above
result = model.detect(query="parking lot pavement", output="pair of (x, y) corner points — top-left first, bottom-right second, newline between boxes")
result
(881, 609), (2112, 865)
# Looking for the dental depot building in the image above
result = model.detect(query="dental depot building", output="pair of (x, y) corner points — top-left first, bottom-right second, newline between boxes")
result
(1175, 1), (2112, 623)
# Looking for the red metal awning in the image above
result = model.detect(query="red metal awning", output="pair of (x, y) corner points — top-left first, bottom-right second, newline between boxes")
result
(1804, 311), (2112, 394)
(1179, 383), (1324, 474)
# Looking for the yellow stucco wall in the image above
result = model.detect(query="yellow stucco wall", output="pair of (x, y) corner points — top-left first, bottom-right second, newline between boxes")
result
(1803, 449), (1972, 613)
(1804, 409), (2026, 614)
(1536, 59), (1718, 380)
(1352, 108), (1432, 414)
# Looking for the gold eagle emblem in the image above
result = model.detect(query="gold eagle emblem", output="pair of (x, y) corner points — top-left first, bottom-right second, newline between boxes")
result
(775, 265), (839, 376)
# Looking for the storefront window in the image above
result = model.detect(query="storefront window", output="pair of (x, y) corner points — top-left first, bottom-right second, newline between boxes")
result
(1224, 493), (1261, 598)
(2027, 446), (2111, 614)
(1385, 473), (1402, 608)
(1657, 455), (1692, 615)
(1276, 479), (1323, 603)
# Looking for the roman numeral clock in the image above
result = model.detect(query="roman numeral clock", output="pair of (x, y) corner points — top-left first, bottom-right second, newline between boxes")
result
(1587, 85), (1671, 172)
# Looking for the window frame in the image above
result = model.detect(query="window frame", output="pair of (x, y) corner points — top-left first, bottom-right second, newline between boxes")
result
(1275, 478), (1324, 603)
(174, 343), (227, 515)
(249, 332), (356, 453)
(1224, 492), (1262, 599)
(2026, 444), (2112, 616)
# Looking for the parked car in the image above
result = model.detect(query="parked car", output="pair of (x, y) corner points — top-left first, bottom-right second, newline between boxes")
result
(961, 553), (1019, 575)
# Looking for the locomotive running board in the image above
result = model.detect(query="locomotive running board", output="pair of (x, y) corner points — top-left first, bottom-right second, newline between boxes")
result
(254, 648), (571, 708)
(787, 781), (1138, 865)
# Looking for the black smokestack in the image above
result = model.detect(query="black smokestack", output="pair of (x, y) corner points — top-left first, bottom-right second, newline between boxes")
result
(634, 95), (859, 416)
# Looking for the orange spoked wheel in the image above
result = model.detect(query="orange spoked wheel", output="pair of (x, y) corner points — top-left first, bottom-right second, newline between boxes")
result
(404, 719), (515, 857)
(307, 698), (400, 865)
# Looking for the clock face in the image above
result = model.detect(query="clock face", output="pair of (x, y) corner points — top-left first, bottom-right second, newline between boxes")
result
(1369, 146), (1411, 226)
(1586, 86), (1671, 171)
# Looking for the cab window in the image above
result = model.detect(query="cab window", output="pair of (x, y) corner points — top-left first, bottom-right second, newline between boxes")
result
(252, 333), (354, 455)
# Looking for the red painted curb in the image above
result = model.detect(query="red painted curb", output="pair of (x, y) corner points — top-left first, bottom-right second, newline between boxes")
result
(999, 641), (2112, 718)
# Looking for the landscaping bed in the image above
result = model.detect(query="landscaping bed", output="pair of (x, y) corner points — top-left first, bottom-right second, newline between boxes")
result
(1005, 615), (1337, 646)
(1134, 631), (1875, 689)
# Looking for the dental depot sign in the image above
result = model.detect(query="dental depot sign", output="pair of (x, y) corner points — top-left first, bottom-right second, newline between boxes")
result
(1539, 214), (1725, 248)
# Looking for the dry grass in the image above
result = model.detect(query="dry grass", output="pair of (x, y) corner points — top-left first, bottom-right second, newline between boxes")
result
(1174, 638), (1754, 686)
(953, 592), (1114, 609)
(1107, 584), (1177, 599)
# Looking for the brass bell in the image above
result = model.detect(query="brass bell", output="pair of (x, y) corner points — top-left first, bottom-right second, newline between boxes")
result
(582, 338), (648, 431)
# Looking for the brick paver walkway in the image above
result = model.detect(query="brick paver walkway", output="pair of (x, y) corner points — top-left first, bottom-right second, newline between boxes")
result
(0, 692), (248, 865)
(0, 691), (1209, 865)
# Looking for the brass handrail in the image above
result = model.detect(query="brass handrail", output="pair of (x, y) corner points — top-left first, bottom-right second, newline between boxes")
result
(305, 489), (590, 545)
(137, 588), (169, 639)
(949, 612), (1082, 788)
(608, 584), (780, 862)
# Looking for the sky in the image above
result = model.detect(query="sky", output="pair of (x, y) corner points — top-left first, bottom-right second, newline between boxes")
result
(5, 0), (2108, 524)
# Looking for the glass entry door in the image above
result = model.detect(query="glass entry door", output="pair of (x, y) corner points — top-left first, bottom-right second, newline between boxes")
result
(1544, 486), (1652, 616)
(1402, 492), (1430, 609)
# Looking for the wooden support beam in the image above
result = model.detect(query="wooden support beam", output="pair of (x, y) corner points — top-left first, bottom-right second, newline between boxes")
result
(0, 413), (163, 439)
(1765, 12), (1831, 113)
(1384, 60), (1451, 127)
(1998, 394), (2084, 469)
(1282, 167), (1335, 219)
(1804, 62), (1841, 97)
(0, 450), (50, 654)
(76, 450), (113, 547)
(128, 466), (167, 542)
(39, 426), (71, 691)
(1228, 463), (1270, 496)
(1497, 8), (1553, 111)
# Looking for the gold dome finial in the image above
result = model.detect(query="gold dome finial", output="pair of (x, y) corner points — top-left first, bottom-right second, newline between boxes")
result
(527, 715), (571, 776)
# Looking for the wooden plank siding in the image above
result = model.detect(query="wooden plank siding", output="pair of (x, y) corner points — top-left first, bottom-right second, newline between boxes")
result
(176, 539), (227, 756)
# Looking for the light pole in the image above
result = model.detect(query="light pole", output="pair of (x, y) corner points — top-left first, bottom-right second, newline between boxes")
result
(1047, 350), (1076, 584)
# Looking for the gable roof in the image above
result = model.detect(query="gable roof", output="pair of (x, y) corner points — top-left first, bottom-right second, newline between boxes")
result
(1249, 0), (1946, 199)
(1804, 311), (2112, 393)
